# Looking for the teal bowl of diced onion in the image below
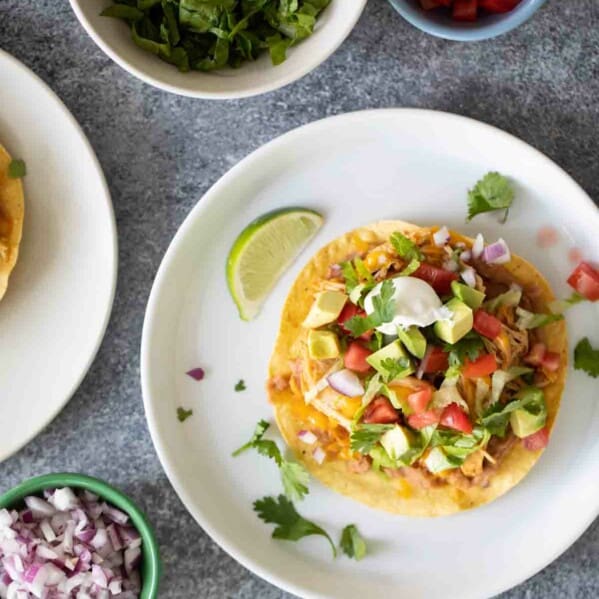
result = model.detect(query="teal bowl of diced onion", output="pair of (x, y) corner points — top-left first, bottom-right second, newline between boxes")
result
(0, 473), (161, 599)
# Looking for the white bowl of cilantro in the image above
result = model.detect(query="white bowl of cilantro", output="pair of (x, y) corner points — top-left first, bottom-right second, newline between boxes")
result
(69, 1), (367, 99)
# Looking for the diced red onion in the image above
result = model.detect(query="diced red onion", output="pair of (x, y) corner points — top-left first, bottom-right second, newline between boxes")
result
(312, 447), (326, 465)
(461, 250), (472, 262)
(48, 488), (79, 512)
(461, 267), (477, 288)
(327, 368), (365, 397)
(442, 259), (459, 272)
(472, 233), (484, 259)
(482, 238), (511, 265)
(296, 430), (318, 445)
(186, 367), (205, 381)
(24, 497), (55, 519)
(101, 504), (129, 526)
(124, 547), (141, 576)
(433, 226), (450, 247)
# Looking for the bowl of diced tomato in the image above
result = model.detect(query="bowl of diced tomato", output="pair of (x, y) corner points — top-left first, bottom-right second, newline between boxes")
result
(388, 0), (546, 41)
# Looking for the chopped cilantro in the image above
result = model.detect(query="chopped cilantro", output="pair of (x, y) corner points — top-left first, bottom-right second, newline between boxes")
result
(177, 407), (193, 422)
(254, 495), (336, 557)
(480, 387), (546, 437)
(390, 232), (423, 261)
(232, 420), (309, 501)
(379, 357), (410, 382)
(574, 338), (599, 378)
(344, 279), (395, 338)
(340, 524), (366, 561)
(8, 159), (26, 179)
(235, 379), (246, 392)
(444, 332), (484, 368)
(350, 424), (394, 455)
(341, 261), (360, 294)
(467, 172), (514, 222)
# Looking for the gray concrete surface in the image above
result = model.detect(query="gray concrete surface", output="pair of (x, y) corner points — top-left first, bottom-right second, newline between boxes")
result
(0, 0), (598, 597)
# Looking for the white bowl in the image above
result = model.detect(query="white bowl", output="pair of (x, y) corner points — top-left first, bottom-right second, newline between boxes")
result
(69, 1), (367, 99)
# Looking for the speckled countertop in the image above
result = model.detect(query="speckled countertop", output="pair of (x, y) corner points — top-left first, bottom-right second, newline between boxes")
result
(0, 0), (598, 597)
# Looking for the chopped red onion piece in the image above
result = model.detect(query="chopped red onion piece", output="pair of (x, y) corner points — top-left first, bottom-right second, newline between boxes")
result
(472, 233), (484, 259)
(433, 226), (450, 247)
(482, 238), (511, 265)
(296, 430), (318, 445)
(186, 367), (205, 381)
(49, 488), (80, 512)
(442, 259), (459, 272)
(24, 497), (55, 519)
(461, 250), (472, 262)
(101, 504), (129, 526)
(327, 369), (365, 397)
(461, 267), (477, 288)
(312, 447), (326, 465)
(124, 547), (141, 576)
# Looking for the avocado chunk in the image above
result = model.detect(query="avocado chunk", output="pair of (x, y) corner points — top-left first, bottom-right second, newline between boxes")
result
(366, 340), (414, 380)
(307, 330), (340, 360)
(510, 409), (546, 438)
(424, 447), (458, 474)
(380, 425), (413, 461)
(451, 281), (485, 310)
(303, 291), (348, 329)
(434, 298), (473, 344)
(397, 326), (427, 359)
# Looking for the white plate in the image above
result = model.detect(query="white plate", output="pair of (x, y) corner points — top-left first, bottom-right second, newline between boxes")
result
(0, 50), (117, 462)
(141, 109), (599, 599)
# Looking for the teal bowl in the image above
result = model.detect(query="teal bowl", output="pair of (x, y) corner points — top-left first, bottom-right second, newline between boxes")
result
(0, 473), (161, 599)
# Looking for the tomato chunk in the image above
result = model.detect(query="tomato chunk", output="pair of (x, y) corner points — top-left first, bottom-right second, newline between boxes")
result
(480, 0), (521, 12)
(463, 353), (498, 378)
(439, 403), (473, 434)
(473, 309), (503, 339)
(344, 342), (372, 373)
(452, 0), (478, 21)
(524, 342), (546, 367)
(407, 387), (433, 413)
(420, 346), (449, 373)
(362, 396), (400, 425)
(522, 426), (549, 451)
(541, 351), (561, 372)
(412, 263), (459, 295)
(567, 261), (599, 301)
(338, 303), (372, 340)
(407, 410), (441, 430)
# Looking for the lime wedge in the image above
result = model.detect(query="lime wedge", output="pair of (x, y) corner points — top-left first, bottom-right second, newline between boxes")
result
(227, 208), (323, 320)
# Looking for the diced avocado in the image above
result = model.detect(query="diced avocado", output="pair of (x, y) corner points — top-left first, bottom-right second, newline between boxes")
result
(302, 291), (348, 329)
(434, 298), (473, 344)
(510, 409), (546, 438)
(424, 447), (458, 474)
(380, 425), (413, 461)
(307, 330), (340, 360)
(397, 326), (427, 359)
(451, 281), (485, 310)
(369, 445), (396, 470)
(366, 340), (414, 380)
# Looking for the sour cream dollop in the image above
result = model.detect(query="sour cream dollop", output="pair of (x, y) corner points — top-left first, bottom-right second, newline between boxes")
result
(364, 277), (450, 334)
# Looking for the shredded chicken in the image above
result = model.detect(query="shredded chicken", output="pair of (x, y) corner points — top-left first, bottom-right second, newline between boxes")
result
(347, 456), (371, 474)
(396, 466), (445, 489)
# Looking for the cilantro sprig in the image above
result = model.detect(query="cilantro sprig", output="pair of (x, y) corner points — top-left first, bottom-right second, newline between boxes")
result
(350, 424), (394, 455)
(176, 407), (193, 422)
(344, 279), (395, 337)
(8, 159), (26, 179)
(574, 338), (599, 378)
(340, 524), (366, 561)
(233, 420), (309, 501)
(235, 379), (246, 391)
(390, 231), (424, 275)
(467, 172), (514, 223)
(254, 495), (336, 557)
(444, 332), (484, 369)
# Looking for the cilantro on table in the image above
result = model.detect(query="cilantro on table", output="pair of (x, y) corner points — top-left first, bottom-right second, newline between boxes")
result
(344, 279), (395, 337)
(254, 495), (336, 557)
(515, 307), (563, 330)
(177, 406), (193, 422)
(101, 0), (331, 72)
(233, 420), (309, 501)
(574, 337), (599, 378)
(390, 231), (424, 275)
(350, 424), (394, 454)
(8, 158), (26, 179)
(466, 172), (514, 223)
(235, 379), (246, 391)
(339, 524), (366, 561)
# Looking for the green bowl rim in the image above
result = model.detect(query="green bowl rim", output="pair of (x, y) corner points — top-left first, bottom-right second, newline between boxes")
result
(0, 473), (161, 599)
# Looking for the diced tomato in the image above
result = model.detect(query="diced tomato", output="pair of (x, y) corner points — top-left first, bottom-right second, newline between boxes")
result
(480, 0), (521, 13)
(412, 263), (459, 295)
(338, 302), (372, 341)
(420, 346), (449, 373)
(407, 410), (441, 430)
(524, 342), (546, 367)
(473, 309), (503, 339)
(439, 403), (473, 434)
(362, 396), (400, 425)
(452, 0), (478, 21)
(463, 353), (498, 378)
(407, 387), (433, 413)
(522, 426), (549, 451)
(344, 342), (372, 373)
(567, 261), (599, 301)
(541, 351), (561, 372)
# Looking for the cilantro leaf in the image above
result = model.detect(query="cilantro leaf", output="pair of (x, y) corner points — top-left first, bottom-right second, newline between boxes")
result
(341, 261), (359, 294)
(344, 279), (395, 338)
(480, 387), (546, 437)
(443, 332), (484, 368)
(233, 420), (309, 501)
(176, 407), (193, 422)
(466, 172), (514, 222)
(354, 257), (374, 284)
(8, 159), (26, 179)
(515, 308), (564, 330)
(344, 314), (376, 338)
(235, 379), (246, 392)
(379, 357), (411, 382)
(340, 524), (366, 561)
(254, 495), (336, 557)
(350, 424), (394, 454)
(390, 232), (423, 261)
(574, 338), (599, 378)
